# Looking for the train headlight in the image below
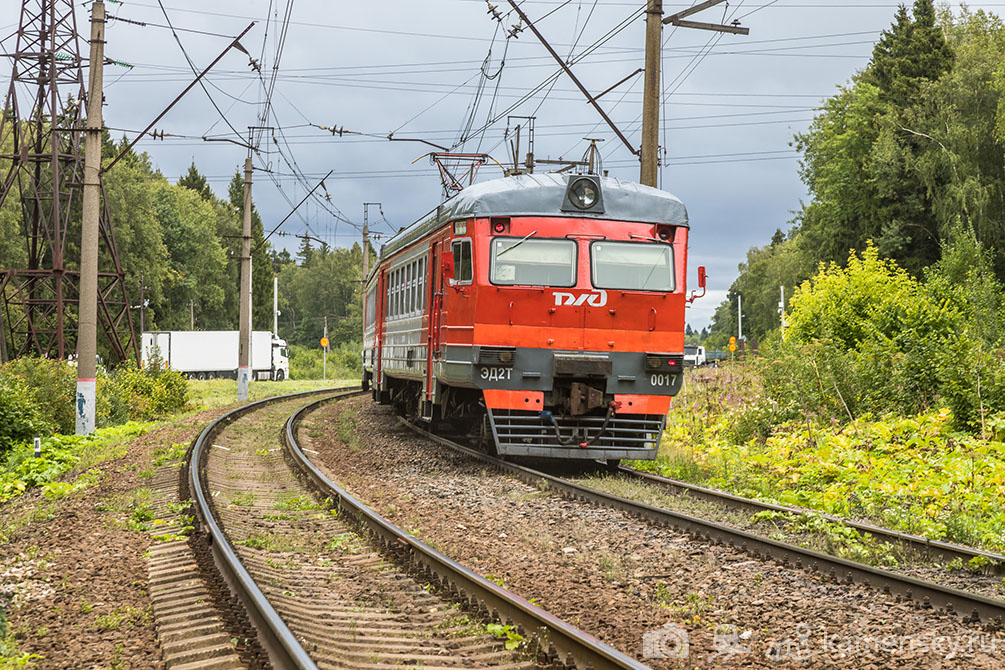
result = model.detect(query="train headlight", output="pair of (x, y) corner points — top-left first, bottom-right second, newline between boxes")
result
(562, 175), (604, 214)
(570, 177), (598, 209)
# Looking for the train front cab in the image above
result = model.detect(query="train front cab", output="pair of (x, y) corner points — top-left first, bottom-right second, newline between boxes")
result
(432, 178), (689, 462)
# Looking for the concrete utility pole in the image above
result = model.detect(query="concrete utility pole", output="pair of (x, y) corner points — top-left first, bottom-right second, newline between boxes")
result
(189, 299), (195, 330)
(75, 0), (105, 435)
(640, 0), (662, 187)
(323, 315), (328, 381)
(237, 155), (253, 401)
(737, 294), (743, 342)
(638, 0), (750, 187)
(779, 285), (786, 338)
(273, 276), (279, 336)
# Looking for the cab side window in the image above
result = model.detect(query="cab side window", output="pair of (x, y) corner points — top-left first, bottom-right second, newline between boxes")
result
(451, 239), (472, 283)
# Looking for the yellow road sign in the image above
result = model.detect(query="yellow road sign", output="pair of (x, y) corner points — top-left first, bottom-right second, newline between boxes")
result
(729, 336), (736, 344)
(728, 342), (737, 352)
(320, 337), (329, 348)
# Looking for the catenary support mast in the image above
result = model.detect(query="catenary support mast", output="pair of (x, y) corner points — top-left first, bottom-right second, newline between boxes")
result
(640, 0), (662, 187)
(75, 0), (105, 434)
(237, 156), (253, 401)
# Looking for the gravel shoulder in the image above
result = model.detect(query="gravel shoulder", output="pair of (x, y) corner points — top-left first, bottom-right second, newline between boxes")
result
(302, 396), (1005, 669)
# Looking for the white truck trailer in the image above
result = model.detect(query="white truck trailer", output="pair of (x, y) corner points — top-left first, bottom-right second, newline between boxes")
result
(141, 331), (290, 381)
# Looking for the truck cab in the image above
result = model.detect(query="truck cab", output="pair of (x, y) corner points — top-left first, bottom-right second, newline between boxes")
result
(684, 345), (706, 367)
(271, 336), (290, 381)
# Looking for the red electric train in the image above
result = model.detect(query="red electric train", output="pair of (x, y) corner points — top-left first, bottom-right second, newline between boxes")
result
(362, 172), (702, 463)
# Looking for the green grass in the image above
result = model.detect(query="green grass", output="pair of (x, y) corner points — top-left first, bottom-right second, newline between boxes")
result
(633, 367), (1005, 554)
(336, 408), (359, 450)
(288, 343), (360, 381)
(93, 606), (150, 630)
(0, 422), (152, 507)
(186, 379), (353, 411)
(235, 531), (318, 552)
(273, 492), (320, 512)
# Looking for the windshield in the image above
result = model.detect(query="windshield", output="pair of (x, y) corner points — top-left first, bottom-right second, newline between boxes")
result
(591, 241), (674, 291)
(490, 237), (577, 287)
(684, 345), (698, 355)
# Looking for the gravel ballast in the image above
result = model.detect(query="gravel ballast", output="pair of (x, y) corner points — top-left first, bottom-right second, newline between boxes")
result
(301, 397), (1005, 669)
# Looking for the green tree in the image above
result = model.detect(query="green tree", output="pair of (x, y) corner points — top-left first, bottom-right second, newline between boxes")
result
(177, 161), (215, 201)
(150, 183), (228, 329)
(795, 0), (955, 277)
(866, 1), (953, 107)
(278, 242), (363, 347)
(101, 143), (171, 330)
(0, 129), (28, 270)
(706, 233), (815, 343)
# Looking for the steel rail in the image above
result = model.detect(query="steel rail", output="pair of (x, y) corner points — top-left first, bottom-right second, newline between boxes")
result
(617, 465), (1005, 573)
(397, 421), (1005, 629)
(284, 396), (651, 670)
(187, 387), (359, 670)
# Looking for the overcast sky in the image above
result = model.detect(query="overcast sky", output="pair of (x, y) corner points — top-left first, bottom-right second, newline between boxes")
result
(3, 1), (1003, 330)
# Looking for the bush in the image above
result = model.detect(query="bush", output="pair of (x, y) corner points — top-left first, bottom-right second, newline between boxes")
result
(924, 230), (1005, 430)
(107, 360), (189, 420)
(0, 377), (51, 459)
(0, 354), (189, 432)
(764, 244), (992, 425)
(289, 342), (360, 380)
(787, 245), (958, 353)
(0, 357), (76, 434)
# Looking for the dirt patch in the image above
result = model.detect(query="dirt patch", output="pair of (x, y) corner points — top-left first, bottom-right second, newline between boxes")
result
(301, 397), (1005, 669)
(0, 408), (226, 669)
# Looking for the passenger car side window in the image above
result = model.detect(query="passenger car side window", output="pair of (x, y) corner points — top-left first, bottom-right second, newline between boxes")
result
(451, 239), (472, 283)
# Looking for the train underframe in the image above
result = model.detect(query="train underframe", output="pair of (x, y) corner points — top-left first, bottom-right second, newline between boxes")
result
(371, 373), (666, 463)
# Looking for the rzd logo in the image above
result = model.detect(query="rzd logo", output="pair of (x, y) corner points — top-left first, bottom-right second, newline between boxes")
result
(553, 290), (607, 307)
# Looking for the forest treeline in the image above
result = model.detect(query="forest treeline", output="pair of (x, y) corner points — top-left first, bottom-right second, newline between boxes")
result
(704, 2), (1005, 347)
(0, 132), (368, 356)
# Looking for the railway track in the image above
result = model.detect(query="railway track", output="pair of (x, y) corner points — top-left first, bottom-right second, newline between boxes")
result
(184, 389), (650, 670)
(615, 465), (1005, 573)
(398, 421), (1005, 629)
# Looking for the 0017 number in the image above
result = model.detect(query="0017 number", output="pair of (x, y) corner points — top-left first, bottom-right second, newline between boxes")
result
(480, 367), (513, 381)
(649, 373), (676, 387)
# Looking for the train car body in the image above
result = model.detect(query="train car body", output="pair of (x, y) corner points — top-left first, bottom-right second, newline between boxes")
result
(363, 173), (689, 461)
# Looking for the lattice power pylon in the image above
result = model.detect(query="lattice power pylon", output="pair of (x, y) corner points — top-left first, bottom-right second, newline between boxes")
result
(0, 0), (136, 363)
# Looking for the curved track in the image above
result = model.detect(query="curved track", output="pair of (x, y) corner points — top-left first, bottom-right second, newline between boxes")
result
(284, 395), (650, 670)
(400, 421), (1005, 629)
(187, 389), (651, 670)
(617, 465), (1005, 572)
(189, 388), (350, 669)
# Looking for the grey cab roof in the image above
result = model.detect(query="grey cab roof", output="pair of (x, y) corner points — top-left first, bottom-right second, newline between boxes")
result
(379, 173), (688, 260)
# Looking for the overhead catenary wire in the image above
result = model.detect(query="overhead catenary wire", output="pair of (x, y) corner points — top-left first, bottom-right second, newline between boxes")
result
(446, 3), (646, 151)
(81, 0), (929, 257)
(154, 0), (250, 143)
